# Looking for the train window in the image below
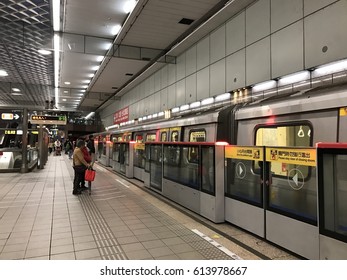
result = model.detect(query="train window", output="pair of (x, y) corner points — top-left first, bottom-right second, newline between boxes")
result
(187, 130), (206, 163)
(146, 133), (156, 142)
(161, 132), (167, 142)
(255, 124), (312, 179)
(189, 130), (206, 142)
(171, 131), (179, 142)
(135, 134), (143, 143)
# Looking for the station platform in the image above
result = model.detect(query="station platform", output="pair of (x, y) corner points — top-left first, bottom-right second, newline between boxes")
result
(0, 153), (299, 260)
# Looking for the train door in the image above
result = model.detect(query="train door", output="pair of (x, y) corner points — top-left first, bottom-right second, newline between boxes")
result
(231, 107), (340, 259)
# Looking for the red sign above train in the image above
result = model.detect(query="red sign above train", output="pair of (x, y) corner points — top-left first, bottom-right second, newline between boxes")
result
(113, 107), (129, 125)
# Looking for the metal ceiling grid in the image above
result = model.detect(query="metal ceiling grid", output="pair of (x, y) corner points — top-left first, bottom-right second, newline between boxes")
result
(0, 0), (54, 109)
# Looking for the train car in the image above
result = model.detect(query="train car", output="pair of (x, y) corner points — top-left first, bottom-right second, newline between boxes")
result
(95, 82), (347, 259)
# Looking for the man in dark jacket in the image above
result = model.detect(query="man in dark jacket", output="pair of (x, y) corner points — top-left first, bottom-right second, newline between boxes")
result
(87, 135), (96, 167)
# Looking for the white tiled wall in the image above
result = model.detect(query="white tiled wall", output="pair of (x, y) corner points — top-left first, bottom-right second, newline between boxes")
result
(100, 0), (347, 126)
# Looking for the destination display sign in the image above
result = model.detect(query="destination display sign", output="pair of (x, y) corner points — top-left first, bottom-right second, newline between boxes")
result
(30, 115), (67, 125)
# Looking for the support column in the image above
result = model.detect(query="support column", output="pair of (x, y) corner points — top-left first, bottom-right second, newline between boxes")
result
(20, 108), (28, 173)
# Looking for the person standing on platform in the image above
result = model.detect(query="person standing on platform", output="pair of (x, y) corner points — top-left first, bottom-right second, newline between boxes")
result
(87, 135), (96, 167)
(72, 140), (90, 195)
(65, 138), (73, 159)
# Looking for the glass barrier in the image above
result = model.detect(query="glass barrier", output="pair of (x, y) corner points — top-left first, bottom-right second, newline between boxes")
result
(266, 147), (317, 225)
(150, 144), (162, 191)
(134, 143), (145, 169)
(161, 143), (215, 193)
(225, 146), (263, 206)
(317, 145), (347, 242)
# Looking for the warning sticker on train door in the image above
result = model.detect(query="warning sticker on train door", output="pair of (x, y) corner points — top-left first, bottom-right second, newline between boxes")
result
(265, 147), (316, 166)
(225, 146), (264, 160)
(339, 107), (347, 116)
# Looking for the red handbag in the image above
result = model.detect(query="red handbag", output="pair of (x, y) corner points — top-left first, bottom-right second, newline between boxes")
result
(85, 169), (96, 181)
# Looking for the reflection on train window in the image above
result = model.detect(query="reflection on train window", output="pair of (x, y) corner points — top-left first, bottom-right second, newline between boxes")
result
(189, 130), (206, 142)
(146, 133), (156, 142)
(188, 130), (205, 163)
(160, 132), (167, 142)
(163, 145), (199, 190)
(171, 131), (179, 142)
(255, 124), (311, 179)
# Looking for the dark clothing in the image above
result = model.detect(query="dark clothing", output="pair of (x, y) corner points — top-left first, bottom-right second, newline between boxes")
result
(73, 165), (87, 193)
(72, 147), (89, 194)
(87, 139), (95, 154)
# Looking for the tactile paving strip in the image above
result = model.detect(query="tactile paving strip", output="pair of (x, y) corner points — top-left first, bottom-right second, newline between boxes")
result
(77, 174), (238, 260)
(79, 195), (127, 260)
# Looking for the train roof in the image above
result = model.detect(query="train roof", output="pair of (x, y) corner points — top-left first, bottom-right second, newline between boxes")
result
(106, 104), (233, 135)
(235, 83), (347, 120)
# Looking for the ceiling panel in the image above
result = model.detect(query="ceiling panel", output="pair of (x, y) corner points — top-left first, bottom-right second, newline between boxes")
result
(90, 57), (149, 93)
(0, 0), (248, 116)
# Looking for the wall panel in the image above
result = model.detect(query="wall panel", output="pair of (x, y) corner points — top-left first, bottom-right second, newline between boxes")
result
(226, 49), (246, 91)
(246, 37), (271, 85)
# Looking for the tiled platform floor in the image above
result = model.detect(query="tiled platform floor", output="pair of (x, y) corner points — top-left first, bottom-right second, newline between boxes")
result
(0, 154), (298, 260)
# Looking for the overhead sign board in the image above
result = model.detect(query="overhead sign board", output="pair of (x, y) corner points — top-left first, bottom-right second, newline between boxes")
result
(1, 113), (20, 121)
(30, 115), (67, 125)
(113, 107), (129, 125)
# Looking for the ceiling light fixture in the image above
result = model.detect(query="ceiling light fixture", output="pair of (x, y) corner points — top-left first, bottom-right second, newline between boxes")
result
(53, 0), (61, 32)
(85, 112), (95, 119)
(54, 34), (60, 89)
(64, 81), (70, 85)
(38, 49), (52, 55)
(124, 0), (137, 13)
(0, 70), (8, 77)
(96, 56), (104, 62)
(111, 24), (122, 36)
(12, 88), (20, 92)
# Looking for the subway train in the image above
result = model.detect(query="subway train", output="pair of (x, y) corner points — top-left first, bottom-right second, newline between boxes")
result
(93, 82), (347, 259)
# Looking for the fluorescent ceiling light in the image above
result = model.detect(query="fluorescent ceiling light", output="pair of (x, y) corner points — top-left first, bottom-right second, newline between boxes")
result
(172, 107), (180, 113)
(201, 97), (214, 105)
(85, 112), (95, 119)
(152, 113), (158, 118)
(124, 0), (137, 13)
(38, 49), (52, 55)
(143, 116), (147, 120)
(91, 65), (100, 71)
(12, 88), (20, 92)
(278, 71), (310, 86)
(147, 115), (152, 119)
(180, 104), (189, 111)
(96, 56), (104, 62)
(139, 117), (143, 121)
(190, 101), (201, 108)
(0, 70), (8, 76)
(111, 24), (122, 36)
(63, 90), (68, 93)
(252, 80), (277, 92)
(314, 59), (347, 76)
(158, 112), (164, 117)
(64, 81), (70, 85)
(88, 73), (94, 78)
(54, 34), (60, 88)
(82, 80), (90, 84)
(215, 92), (231, 102)
(52, 0), (61, 32)
(11, 92), (23, 96)
(62, 98), (67, 101)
